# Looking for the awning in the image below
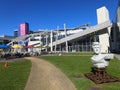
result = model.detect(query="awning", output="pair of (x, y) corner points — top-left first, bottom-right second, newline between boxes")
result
(12, 44), (23, 49)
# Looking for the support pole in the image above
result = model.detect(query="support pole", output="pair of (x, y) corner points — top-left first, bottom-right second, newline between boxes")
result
(50, 30), (53, 52)
(64, 23), (68, 53)
(46, 35), (48, 52)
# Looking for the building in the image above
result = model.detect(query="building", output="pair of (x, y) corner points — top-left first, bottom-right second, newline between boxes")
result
(9, 4), (120, 53)
(0, 35), (14, 44)
(14, 29), (18, 37)
(19, 22), (29, 36)
(9, 6), (111, 53)
(110, 0), (120, 52)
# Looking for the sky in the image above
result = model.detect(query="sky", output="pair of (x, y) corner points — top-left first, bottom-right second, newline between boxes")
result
(0, 0), (118, 36)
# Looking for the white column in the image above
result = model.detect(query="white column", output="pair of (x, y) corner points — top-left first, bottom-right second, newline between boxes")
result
(50, 30), (53, 52)
(64, 23), (68, 53)
(55, 26), (60, 52)
(55, 33), (57, 53)
(46, 35), (48, 52)
(59, 44), (61, 52)
(99, 29), (110, 53)
(39, 34), (42, 54)
(97, 6), (110, 24)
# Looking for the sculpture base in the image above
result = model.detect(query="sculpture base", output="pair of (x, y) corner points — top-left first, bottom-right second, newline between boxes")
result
(85, 67), (120, 84)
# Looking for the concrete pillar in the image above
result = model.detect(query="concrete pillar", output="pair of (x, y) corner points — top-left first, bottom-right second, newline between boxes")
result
(99, 30), (110, 53)
(64, 24), (68, 53)
(97, 6), (110, 24)
(50, 30), (53, 52)
(46, 35), (48, 52)
(82, 41), (83, 52)
(55, 34), (56, 53)
(97, 6), (110, 53)
(55, 26), (59, 53)
(39, 34), (42, 54)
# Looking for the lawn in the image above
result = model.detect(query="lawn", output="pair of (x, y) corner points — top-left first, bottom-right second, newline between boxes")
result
(0, 60), (31, 90)
(65, 52), (93, 55)
(41, 56), (120, 90)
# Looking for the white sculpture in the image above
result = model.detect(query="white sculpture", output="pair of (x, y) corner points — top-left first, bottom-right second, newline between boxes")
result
(91, 42), (114, 68)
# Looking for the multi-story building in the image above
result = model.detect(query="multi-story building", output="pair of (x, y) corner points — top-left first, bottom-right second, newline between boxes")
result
(14, 29), (18, 37)
(0, 35), (14, 44)
(19, 22), (29, 36)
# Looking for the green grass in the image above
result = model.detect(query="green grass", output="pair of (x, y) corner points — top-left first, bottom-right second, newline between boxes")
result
(67, 52), (94, 55)
(58, 52), (94, 56)
(41, 56), (120, 90)
(0, 60), (31, 90)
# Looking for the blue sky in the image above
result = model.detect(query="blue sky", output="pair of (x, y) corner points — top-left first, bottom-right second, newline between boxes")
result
(0, 0), (118, 36)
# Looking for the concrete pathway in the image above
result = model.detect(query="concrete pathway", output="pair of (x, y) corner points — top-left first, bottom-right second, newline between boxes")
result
(24, 57), (76, 90)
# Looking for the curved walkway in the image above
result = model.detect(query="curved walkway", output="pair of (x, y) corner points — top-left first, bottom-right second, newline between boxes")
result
(24, 57), (76, 90)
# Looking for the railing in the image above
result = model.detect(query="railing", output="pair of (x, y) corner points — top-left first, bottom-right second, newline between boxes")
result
(68, 45), (92, 52)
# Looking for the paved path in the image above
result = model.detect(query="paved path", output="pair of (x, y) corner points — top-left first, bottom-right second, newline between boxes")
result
(24, 57), (76, 90)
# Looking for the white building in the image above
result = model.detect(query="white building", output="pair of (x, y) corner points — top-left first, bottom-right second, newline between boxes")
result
(8, 6), (120, 53)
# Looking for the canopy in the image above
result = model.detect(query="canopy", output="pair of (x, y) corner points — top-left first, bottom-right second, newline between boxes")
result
(34, 45), (43, 48)
(44, 45), (50, 48)
(0, 44), (11, 49)
(0, 49), (3, 52)
(24, 45), (34, 48)
(12, 44), (23, 49)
